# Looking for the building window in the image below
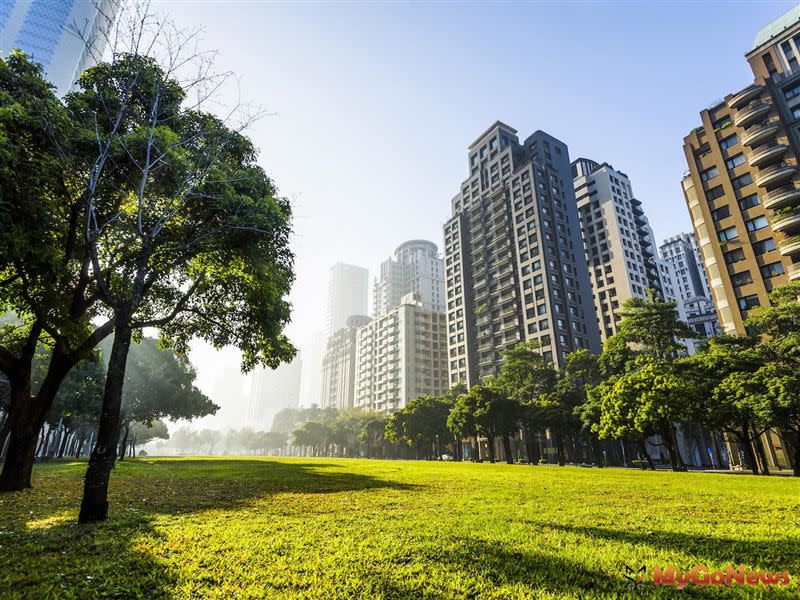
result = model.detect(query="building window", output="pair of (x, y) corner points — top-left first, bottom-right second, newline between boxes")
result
(745, 215), (768, 233)
(719, 134), (738, 150)
(730, 270), (753, 286)
(737, 294), (760, 311)
(718, 226), (739, 242)
(784, 81), (800, 100)
(725, 153), (745, 170)
(701, 166), (719, 182)
(753, 238), (777, 255)
(724, 248), (746, 264)
(731, 173), (753, 190)
(711, 206), (731, 221)
(712, 115), (733, 132)
(738, 194), (760, 211)
(760, 262), (784, 279)
(706, 185), (725, 202)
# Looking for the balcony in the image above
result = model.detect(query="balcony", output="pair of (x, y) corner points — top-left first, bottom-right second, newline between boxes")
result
(732, 101), (770, 128)
(770, 209), (800, 234)
(741, 122), (780, 147)
(727, 84), (764, 110)
(788, 262), (800, 280)
(778, 234), (800, 257)
(748, 143), (788, 169)
(755, 163), (795, 188)
(764, 185), (800, 210)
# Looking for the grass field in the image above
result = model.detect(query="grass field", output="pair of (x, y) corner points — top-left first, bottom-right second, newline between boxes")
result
(0, 458), (798, 599)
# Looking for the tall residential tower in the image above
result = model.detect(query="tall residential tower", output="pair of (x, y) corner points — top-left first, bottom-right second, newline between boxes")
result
(682, 4), (800, 335)
(443, 122), (601, 387)
(373, 240), (445, 317)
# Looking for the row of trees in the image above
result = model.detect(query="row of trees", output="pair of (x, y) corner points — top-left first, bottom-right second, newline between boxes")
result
(284, 284), (800, 476)
(163, 427), (289, 455)
(0, 1), (295, 522)
(0, 336), (214, 461)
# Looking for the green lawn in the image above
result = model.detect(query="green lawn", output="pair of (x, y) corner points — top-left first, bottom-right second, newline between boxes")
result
(0, 458), (797, 599)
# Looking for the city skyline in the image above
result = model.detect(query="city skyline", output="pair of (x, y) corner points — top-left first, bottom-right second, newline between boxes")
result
(136, 1), (796, 427)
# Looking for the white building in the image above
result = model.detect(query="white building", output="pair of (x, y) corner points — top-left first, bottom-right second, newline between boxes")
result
(572, 159), (664, 342)
(355, 293), (448, 413)
(325, 262), (368, 337)
(321, 315), (371, 409)
(1, 0), (118, 96)
(373, 240), (445, 317)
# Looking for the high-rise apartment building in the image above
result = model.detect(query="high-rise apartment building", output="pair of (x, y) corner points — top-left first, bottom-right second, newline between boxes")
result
(320, 315), (371, 409)
(354, 293), (448, 413)
(682, 4), (800, 335)
(571, 159), (663, 342)
(659, 233), (720, 351)
(325, 262), (369, 337)
(1, 0), (118, 96)
(373, 240), (445, 317)
(443, 122), (601, 387)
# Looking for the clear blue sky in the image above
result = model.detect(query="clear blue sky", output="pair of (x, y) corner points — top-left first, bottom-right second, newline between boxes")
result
(156, 0), (797, 423)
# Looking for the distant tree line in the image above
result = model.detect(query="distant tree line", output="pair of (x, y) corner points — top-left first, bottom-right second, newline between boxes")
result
(277, 284), (800, 476)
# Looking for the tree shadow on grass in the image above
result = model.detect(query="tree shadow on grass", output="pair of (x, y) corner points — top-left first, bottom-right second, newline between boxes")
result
(547, 523), (800, 576)
(0, 459), (418, 598)
(361, 536), (626, 599)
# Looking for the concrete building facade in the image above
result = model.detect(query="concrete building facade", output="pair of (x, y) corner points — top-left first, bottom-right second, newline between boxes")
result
(443, 122), (601, 387)
(659, 233), (720, 352)
(320, 315), (371, 409)
(373, 240), (445, 317)
(682, 4), (800, 336)
(354, 293), (448, 413)
(1, 0), (118, 96)
(572, 159), (663, 342)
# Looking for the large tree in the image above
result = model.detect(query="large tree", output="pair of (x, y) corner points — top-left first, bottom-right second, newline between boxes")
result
(0, 52), (115, 491)
(496, 341), (557, 464)
(65, 23), (295, 521)
(384, 395), (452, 460)
(448, 382), (519, 464)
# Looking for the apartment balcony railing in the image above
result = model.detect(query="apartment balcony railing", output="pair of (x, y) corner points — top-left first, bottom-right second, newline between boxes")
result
(732, 101), (771, 129)
(741, 122), (780, 147)
(788, 261), (800, 280)
(747, 143), (788, 169)
(726, 84), (764, 110)
(778, 234), (800, 257)
(764, 185), (800, 210)
(755, 163), (795, 188)
(769, 208), (800, 234)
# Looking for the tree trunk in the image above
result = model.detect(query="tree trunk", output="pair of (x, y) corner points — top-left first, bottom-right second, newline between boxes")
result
(0, 418), (11, 460)
(57, 427), (70, 458)
(486, 434), (496, 463)
(555, 431), (565, 466)
(75, 435), (86, 459)
(753, 433), (771, 476)
(522, 426), (539, 465)
(502, 433), (513, 464)
(638, 440), (655, 470)
(79, 317), (133, 523)
(589, 435), (603, 467)
(472, 436), (480, 462)
(711, 432), (724, 469)
(734, 427), (759, 475)
(791, 431), (800, 477)
(118, 423), (130, 462)
(0, 377), (39, 490)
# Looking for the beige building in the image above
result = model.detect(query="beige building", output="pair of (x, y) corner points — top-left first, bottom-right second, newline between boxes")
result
(682, 4), (800, 336)
(354, 293), (448, 413)
(572, 159), (663, 342)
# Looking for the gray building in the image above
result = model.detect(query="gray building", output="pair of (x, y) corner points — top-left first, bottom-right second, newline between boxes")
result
(1, 0), (118, 96)
(249, 356), (303, 430)
(443, 122), (601, 387)
(659, 233), (720, 352)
